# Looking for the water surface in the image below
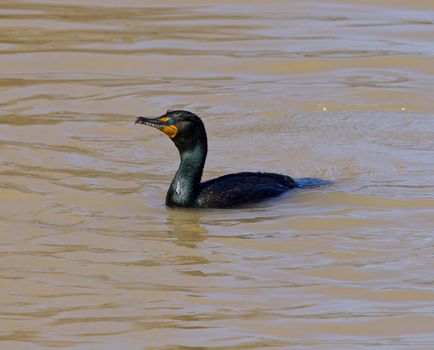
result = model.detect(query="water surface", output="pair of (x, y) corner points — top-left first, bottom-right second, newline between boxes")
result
(1, 0), (434, 349)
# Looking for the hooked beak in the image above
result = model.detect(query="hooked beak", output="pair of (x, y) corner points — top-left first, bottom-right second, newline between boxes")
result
(135, 116), (178, 138)
(135, 116), (164, 129)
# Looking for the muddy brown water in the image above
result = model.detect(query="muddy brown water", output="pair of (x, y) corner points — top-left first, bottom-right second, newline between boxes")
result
(1, 0), (434, 349)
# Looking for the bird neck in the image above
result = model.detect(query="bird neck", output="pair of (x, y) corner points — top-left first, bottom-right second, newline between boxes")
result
(166, 141), (207, 207)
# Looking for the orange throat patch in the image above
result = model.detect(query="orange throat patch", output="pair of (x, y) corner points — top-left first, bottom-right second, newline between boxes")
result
(162, 125), (178, 138)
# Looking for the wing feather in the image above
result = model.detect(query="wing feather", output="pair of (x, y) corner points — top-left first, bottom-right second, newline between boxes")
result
(196, 172), (295, 208)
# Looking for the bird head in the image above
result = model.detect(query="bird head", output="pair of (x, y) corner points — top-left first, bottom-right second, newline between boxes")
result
(135, 110), (207, 151)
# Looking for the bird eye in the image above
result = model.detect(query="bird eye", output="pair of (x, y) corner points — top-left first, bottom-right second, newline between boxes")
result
(167, 118), (174, 125)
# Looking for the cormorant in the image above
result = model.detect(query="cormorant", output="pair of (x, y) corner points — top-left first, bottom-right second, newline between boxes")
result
(136, 110), (297, 208)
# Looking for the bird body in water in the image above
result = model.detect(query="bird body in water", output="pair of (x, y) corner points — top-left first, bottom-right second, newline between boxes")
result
(136, 110), (298, 209)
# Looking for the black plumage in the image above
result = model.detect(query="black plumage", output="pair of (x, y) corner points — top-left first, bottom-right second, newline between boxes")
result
(135, 110), (297, 209)
(197, 172), (295, 208)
